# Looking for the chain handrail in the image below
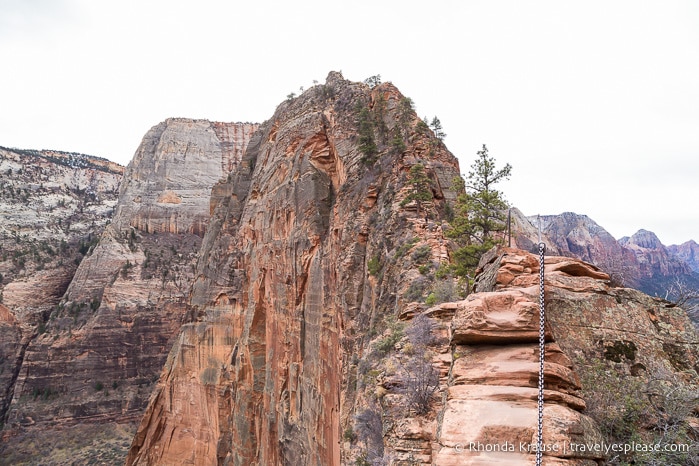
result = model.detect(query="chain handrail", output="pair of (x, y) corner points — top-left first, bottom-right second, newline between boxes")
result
(535, 241), (546, 466)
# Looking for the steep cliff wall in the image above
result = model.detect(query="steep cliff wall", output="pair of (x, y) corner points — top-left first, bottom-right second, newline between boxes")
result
(0, 120), (257, 463)
(0, 146), (123, 432)
(127, 72), (461, 465)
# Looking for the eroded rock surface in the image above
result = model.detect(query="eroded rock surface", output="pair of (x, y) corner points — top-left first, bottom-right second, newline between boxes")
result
(1, 120), (257, 462)
(0, 147), (123, 432)
(428, 247), (699, 465)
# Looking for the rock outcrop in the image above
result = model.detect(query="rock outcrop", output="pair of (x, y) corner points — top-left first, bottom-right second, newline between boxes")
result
(504, 207), (561, 255)
(377, 246), (698, 465)
(0, 120), (257, 463)
(126, 72), (461, 465)
(4, 76), (697, 466)
(460, 247), (699, 464)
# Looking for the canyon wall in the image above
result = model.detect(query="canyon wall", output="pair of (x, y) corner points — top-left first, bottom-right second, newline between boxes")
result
(0, 147), (123, 430)
(0, 120), (257, 463)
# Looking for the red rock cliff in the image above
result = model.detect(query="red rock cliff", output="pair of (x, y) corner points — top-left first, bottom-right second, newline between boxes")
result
(126, 72), (461, 465)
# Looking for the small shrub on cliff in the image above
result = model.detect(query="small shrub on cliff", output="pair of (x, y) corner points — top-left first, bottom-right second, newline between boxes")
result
(405, 314), (437, 348)
(89, 297), (101, 312)
(404, 276), (428, 302)
(390, 129), (406, 154)
(320, 84), (335, 100)
(396, 351), (439, 415)
(666, 277), (699, 324)
(410, 244), (431, 264)
(354, 407), (384, 462)
(372, 94), (388, 140)
(120, 260), (133, 278)
(373, 319), (405, 356)
(397, 97), (414, 127)
(578, 357), (699, 465)
(363, 75), (382, 88)
(395, 314), (441, 414)
(343, 425), (357, 442)
(395, 236), (419, 259)
(367, 256), (381, 276)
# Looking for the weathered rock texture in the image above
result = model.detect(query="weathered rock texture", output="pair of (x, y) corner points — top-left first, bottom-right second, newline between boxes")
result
(125, 75), (699, 466)
(0, 120), (256, 462)
(505, 207), (561, 255)
(0, 146), (123, 430)
(462, 247), (699, 464)
(342, 246), (697, 465)
(111, 118), (257, 237)
(126, 72), (461, 465)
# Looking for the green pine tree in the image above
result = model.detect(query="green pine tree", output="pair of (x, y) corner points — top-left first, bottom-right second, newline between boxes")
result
(447, 144), (511, 279)
(401, 163), (433, 217)
(429, 116), (446, 140)
(357, 106), (378, 163)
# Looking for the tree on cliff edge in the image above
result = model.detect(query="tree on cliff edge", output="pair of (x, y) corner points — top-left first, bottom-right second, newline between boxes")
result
(447, 144), (511, 279)
(400, 163), (433, 217)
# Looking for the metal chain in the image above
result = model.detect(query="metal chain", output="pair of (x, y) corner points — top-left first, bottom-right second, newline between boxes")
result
(536, 241), (546, 466)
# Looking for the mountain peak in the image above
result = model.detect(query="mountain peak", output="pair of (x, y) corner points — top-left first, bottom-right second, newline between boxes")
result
(624, 229), (663, 249)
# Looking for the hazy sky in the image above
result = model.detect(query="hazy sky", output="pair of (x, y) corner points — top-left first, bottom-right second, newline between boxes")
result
(1, 0), (698, 245)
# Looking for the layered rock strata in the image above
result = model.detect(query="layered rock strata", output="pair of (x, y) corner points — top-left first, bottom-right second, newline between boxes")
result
(1, 120), (257, 460)
(335, 245), (697, 465)
(619, 229), (697, 295)
(432, 252), (611, 465)
(0, 146), (123, 430)
(456, 247), (699, 463)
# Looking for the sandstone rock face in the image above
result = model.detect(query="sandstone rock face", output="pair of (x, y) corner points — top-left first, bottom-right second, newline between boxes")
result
(0, 146), (123, 431)
(126, 72), (461, 465)
(451, 247), (699, 464)
(122, 75), (693, 466)
(418, 247), (699, 465)
(0, 121), (257, 462)
(111, 118), (258, 236)
(507, 207), (561, 255)
(534, 212), (638, 286)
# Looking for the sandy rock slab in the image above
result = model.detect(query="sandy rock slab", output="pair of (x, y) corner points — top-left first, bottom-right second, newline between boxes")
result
(451, 289), (554, 344)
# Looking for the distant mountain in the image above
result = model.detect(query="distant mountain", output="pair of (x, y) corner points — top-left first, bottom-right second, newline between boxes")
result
(619, 230), (698, 297)
(668, 240), (699, 273)
(519, 212), (699, 299)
